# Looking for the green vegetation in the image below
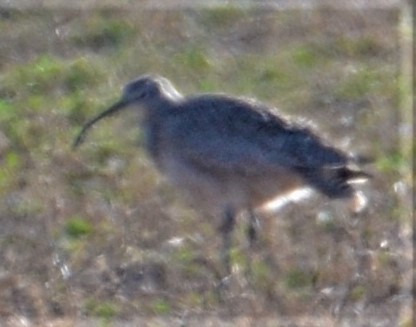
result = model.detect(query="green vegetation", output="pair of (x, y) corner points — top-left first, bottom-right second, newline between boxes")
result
(284, 268), (314, 290)
(151, 298), (171, 315)
(71, 19), (135, 50)
(0, 151), (21, 190)
(200, 6), (245, 28)
(173, 46), (211, 74)
(335, 66), (386, 100)
(3, 55), (104, 102)
(84, 299), (119, 319)
(251, 260), (274, 290)
(65, 216), (93, 239)
(291, 44), (322, 68)
(334, 36), (385, 57)
(376, 150), (407, 174)
(0, 6), (408, 325)
(173, 246), (194, 265)
(349, 285), (366, 301)
(0, 99), (15, 121)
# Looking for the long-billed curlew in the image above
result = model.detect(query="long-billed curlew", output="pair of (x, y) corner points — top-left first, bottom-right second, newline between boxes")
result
(73, 74), (371, 272)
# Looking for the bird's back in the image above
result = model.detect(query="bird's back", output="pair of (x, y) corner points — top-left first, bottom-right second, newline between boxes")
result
(145, 93), (367, 213)
(156, 94), (348, 169)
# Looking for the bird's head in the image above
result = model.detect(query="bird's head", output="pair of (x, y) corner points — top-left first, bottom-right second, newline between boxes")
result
(122, 74), (183, 105)
(72, 74), (181, 148)
(122, 75), (163, 103)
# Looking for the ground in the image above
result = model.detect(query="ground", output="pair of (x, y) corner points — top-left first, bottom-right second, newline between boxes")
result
(0, 2), (413, 326)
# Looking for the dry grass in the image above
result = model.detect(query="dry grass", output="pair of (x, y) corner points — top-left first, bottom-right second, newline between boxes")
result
(0, 3), (412, 326)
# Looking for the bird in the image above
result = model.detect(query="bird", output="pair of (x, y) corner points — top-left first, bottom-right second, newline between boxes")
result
(73, 74), (371, 273)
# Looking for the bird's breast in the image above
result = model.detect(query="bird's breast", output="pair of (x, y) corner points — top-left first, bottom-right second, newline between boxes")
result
(141, 119), (163, 165)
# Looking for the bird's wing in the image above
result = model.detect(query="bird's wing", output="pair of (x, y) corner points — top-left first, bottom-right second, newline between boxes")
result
(167, 96), (349, 174)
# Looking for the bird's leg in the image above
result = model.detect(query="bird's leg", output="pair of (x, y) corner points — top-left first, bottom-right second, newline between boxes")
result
(244, 209), (260, 280)
(246, 209), (259, 248)
(219, 206), (236, 274)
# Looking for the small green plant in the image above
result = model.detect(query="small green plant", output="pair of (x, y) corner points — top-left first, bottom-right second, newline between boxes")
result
(201, 6), (244, 28)
(12, 55), (62, 95)
(284, 268), (314, 290)
(94, 302), (117, 319)
(183, 291), (203, 308)
(0, 151), (21, 191)
(335, 67), (382, 100)
(84, 299), (118, 319)
(71, 19), (135, 50)
(0, 99), (15, 122)
(152, 298), (171, 315)
(251, 261), (274, 290)
(174, 246), (194, 264)
(64, 58), (104, 93)
(349, 285), (366, 301)
(376, 151), (406, 173)
(65, 216), (93, 239)
(292, 45), (320, 68)
(229, 246), (246, 268)
(174, 46), (211, 73)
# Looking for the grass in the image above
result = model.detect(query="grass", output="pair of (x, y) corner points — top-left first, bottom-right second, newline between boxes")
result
(65, 216), (93, 239)
(335, 66), (389, 100)
(284, 268), (315, 290)
(349, 285), (366, 301)
(84, 298), (119, 320)
(200, 6), (246, 29)
(0, 4), (411, 326)
(0, 151), (21, 190)
(173, 46), (212, 74)
(151, 298), (171, 315)
(70, 18), (135, 50)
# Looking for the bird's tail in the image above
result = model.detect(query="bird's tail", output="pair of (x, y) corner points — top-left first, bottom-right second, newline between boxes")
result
(343, 168), (372, 184)
(300, 166), (371, 199)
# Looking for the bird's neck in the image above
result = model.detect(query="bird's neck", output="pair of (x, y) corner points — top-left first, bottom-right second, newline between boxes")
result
(145, 95), (182, 117)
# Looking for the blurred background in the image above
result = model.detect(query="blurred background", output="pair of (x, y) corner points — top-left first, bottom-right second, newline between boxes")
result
(0, 1), (412, 326)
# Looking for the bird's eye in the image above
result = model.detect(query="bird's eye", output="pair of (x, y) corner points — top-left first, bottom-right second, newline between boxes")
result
(140, 89), (151, 99)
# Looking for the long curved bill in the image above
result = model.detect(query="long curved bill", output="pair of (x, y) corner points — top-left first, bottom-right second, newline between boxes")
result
(72, 99), (130, 149)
